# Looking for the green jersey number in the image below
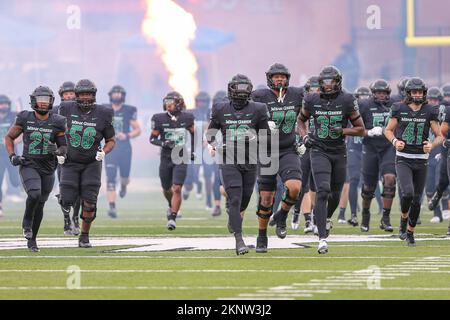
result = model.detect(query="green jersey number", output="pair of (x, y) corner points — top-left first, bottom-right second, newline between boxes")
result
(401, 122), (425, 145)
(228, 124), (251, 142)
(164, 129), (186, 147)
(69, 125), (96, 149)
(28, 132), (51, 155)
(316, 115), (343, 139)
(272, 110), (297, 134)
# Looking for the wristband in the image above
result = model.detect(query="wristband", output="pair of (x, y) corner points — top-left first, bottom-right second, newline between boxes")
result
(391, 138), (398, 146)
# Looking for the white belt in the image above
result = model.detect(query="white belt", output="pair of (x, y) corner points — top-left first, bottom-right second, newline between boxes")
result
(396, 151), (429, 160)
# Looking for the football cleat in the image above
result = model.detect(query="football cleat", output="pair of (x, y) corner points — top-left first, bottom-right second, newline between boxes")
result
(235, 236), (249, 256)
(78, 234), (92, 248)
(167, 218), (176, 231)
(304, 221), (314, 234)
(27, 239), (40, 252)
(428, 191), (442, 211)
(398, 218), (408, 240)
(317, 239), (328, 254)
(291, 212), (300, 230)
(338, 218), (347, 224)
(255, 236), (268, 253)
(406, 232), (416, 247)
(361, 212), (370, 232)
(430, 216), (443, 224)
(107, 207), (118, 219)
(347, 216), (359, 227)
(182, 189), (190, 201)
(23, 228), (33, 240)
(64, 217), (73, 235)
(72, 216), (80, 236)
(313, 225), (319, 236)
(195, 192), (203, 200)
(211, 206), (221, 217)
(380, 216), (393, 232)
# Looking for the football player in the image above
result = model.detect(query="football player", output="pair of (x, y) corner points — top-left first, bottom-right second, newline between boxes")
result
(5, 86), (67, 252)
(391, 77), (410, 104)
(0, 95), (20, 218)
(252, 63), (305, 253)
(384, 78), (443, 246)
(104, 85), (141, 218)
(425, 87), (446, 223)
(428, 84), (450, 218)
(206, 74), (270, 255)
(58, 79), (116, 248)
(54, 81), (80, 236)
(292, 76), (320, 233)
(298, 66), (365, 254)
(150, 91), (195, 231)
(359, 79), (396, 232)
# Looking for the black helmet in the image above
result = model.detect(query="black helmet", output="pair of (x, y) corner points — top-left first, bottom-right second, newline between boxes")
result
(0, 95), (11, 114)
(108, 85), (126, 104)
(30, 86), (55, 115)
(212, 90), (228, 105)
(58, 81), (76, 98)
(427, 87), (443, 102)
(397, 77), (410, 96)
(304, 76), (320, 92)
(370, 79), (391, 104)
(195, 91), (211, 109)
(75, 79), (97, 112)
(319, 65), (343, 97)
(353, 86), (371, 99)
(405, 77), (428, 105)
(163, 91), (185, 115)
(266, 63), (291, 91)
(442, 83), (450, 98)
(228, 74), (253, 109)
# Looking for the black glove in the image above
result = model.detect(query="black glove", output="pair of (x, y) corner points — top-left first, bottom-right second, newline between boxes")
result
(303, 135), (313, 149)
(162, 140), (176, 149)
(330, 125), (343, 137)
(9, 154), (25, 166)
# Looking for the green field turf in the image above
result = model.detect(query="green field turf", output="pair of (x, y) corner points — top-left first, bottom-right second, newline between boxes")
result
(0, 181), (449, 300)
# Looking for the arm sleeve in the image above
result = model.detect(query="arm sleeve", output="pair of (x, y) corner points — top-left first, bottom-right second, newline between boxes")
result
(102, 108), (115, 140)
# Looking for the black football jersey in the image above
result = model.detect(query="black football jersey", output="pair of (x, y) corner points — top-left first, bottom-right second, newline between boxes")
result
(390, 102), (439, 155)
(15, 111), (66, 173)
(360, 97), (392, 150)
(59, 102), (115, 164)
(151, 111), (195, 156)
(0, 111), (16, 156)
(252, 87), (303, 149)
(208, 101), (269, 164)
(302, 91), (359, 153)
(104, 104), (137, 145)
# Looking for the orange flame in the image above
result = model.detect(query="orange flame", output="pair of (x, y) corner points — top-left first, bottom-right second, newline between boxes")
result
(142, 0), (199, 109)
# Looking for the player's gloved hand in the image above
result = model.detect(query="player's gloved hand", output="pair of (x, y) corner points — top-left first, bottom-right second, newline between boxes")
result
(330, 125), (343, 137)
(56, 156), (66, 165)
(435, 153), (442, 161)
(367, 126), (383, 137)
(162, 140), (176, 149)
(268, 121), (278, 131)
(9, 154), (25, 166)
(296, 142), (306, 155)
(96, 149), (106, 161)
(423, 141), (432, 154)
(302, 135), (313, 148)
(208, 144), (216, 157)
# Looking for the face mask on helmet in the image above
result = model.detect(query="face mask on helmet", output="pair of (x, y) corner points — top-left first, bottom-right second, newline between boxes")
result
(0, 105), (9, 114)
(30, 87), (54, 115)
(266, 64), (290, 91)
(408, 90), (427, 105)
(110, 92), (124, 105)
(76, 92), (96, 111)
(228, 82), (252, 109)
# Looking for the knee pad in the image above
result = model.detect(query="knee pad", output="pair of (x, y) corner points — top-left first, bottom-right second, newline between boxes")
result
(80, 201), (97, 223)
(382, 184), (396, 199)
(107, 182), (116, 192)
(257, 200), (273, 220)
(316, 191), (329, 202)
(361, 185), (376, 200)
(282, 186), (298, 206)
